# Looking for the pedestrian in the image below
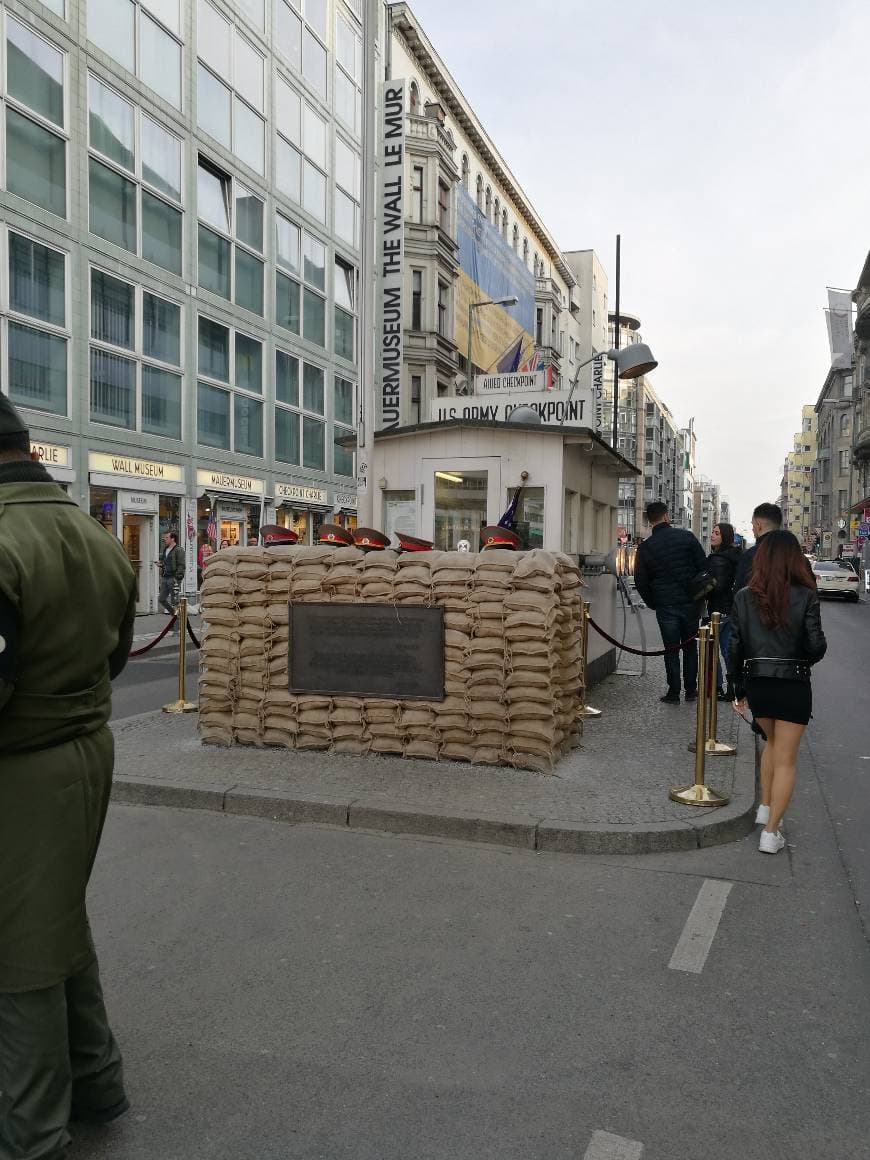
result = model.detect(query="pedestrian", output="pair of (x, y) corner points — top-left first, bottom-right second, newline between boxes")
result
(734, 502), (782, 593)
(0, 394), (137, 1158)
(219, 537), (231, 550)
(729, 530), (827, 854)
(158, 529), (185, 613)
(634, 501), (707, 703)
(705, 521), (742, 700)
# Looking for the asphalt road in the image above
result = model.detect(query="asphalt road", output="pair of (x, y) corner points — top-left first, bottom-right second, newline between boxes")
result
(113, 650), (199, 721)
(76, 598), (870, 1160)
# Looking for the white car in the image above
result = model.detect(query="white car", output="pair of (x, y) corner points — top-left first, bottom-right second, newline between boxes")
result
(812, 559), (861, 602)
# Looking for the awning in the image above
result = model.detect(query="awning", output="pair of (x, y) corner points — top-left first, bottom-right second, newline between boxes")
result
(850, 496), (870, 512)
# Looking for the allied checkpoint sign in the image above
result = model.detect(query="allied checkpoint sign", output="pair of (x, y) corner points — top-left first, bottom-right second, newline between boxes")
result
(290, 604), (445, 700)
(454, 189), (535, 373)
(429, 387), (594, 426)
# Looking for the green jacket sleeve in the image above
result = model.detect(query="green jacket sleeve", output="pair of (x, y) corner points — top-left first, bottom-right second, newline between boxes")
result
(108, 584), (137, 680)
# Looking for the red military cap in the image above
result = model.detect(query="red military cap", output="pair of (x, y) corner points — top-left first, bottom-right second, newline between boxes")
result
(260, 524), (299, 545)
(353, 527), (391, 550)
(480, 525), (521, 550)
(316, 523), (355, 546)
(396, 532), (434, 552)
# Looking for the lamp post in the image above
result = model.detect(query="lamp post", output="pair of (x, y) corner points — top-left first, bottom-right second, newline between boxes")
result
(466, 296), (519, 391)
(561, 342), (658, 429)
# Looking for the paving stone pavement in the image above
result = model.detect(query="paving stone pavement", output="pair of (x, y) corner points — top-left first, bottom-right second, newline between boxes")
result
(112, 610), (757, 855)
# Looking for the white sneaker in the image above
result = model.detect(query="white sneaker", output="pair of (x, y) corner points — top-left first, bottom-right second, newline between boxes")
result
(755, 804), (770, 826)
(758, 830), (786, 855)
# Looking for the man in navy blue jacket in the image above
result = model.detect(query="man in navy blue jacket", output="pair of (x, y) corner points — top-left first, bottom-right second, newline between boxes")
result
(634, 501), (707, 703)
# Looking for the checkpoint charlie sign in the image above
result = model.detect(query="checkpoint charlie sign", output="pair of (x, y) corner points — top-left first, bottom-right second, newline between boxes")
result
(429, 388), (593, 426)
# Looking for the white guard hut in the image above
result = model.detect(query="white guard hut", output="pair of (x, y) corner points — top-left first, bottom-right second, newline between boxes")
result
(369, 418), (640, 684)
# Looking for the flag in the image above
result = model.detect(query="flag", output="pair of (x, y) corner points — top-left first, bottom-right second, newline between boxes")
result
(496, 335), (524, 374)
(498, 484), (525, 529)
(206, 518), (217, 542)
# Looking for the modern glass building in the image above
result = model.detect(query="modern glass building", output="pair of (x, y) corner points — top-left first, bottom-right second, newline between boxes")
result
(0, 0), (365, 611)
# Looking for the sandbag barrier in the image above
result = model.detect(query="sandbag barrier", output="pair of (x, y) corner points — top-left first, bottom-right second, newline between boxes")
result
(197, 545), (586, 772)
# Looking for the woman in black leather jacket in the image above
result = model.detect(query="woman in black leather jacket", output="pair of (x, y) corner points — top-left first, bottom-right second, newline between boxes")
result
(728, 530), (827, 855)
(706, 522), (742, 700)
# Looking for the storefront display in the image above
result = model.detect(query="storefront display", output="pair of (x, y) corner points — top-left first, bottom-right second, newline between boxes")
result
(89, 486), (116, 533)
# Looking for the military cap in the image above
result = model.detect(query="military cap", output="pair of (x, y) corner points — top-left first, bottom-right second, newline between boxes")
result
(316, 523), (355, 546)
(0, 392), (30, 453)
(480, 525), (521, 550)
(396, 532), (434, 552)
(353, 527), (390, 551)
(260, 524), (299, 545)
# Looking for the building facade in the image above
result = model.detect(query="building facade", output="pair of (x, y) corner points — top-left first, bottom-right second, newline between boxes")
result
(692, 475), (720, 552)
(780, 405), (816, 549)
(1, 0), (367, 612)
(851, 251), (870, 547)
(813, 358), (855, 557)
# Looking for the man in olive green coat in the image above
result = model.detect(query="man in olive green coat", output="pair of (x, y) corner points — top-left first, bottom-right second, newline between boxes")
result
(0, 395), (137, 1160)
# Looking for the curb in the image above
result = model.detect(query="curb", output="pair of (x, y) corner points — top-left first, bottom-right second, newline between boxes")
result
(111, 738), (757, 856)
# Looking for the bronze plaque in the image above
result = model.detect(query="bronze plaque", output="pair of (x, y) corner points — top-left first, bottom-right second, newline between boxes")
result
(290, 603), (445, 700)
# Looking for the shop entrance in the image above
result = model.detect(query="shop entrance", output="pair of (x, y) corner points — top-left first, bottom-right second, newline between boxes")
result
(122, 514), (154, 613)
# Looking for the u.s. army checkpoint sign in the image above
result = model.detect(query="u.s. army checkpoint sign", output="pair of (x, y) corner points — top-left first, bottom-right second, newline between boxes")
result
(429, 387), (593, 426)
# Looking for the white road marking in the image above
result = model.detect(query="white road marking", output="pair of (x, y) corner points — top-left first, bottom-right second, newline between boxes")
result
(668, 878), (733, 974)
(583, 1130), (644, 1159)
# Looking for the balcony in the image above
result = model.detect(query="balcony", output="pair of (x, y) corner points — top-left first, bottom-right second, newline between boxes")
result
(854, 422), (870, 463)
(535, 276), (563, 308)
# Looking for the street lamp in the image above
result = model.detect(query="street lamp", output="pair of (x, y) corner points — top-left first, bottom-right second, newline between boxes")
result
(466, 296), (519, 391)
(561, 342), (658, 428)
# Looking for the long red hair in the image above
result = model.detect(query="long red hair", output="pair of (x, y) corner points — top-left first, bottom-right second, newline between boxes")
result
(748, 530), (816, 629)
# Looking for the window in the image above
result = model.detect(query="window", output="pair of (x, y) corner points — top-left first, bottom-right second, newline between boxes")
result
(523, 238), (529, 266)
(512, 224), (519, 252)
(410, 372), (422, 424)
(437, 281), (448, 338)
(88, 76), (182, 274)
(485, 186), (491, 221)
(493, 196), (500, 225)
(476, 174), (483, 210)
(412, 165), (424, 223)
(4, 17), (67, 218)
(412, 269), (423, 330)
(197, 316), (262, 455)
(461, 154), (469, 190)
(197, 156), (264, 314)
(438, 180), (450, 231)
(334, 375), (355, 475)
(334, 11), (361, 134)
(197, 1), (265, 174)
(88, 0), (181, 109)
(334, 257), (356, 363)
(275, 78), (328, 224)
(409, 80), (420, 114)
(89, 267), (181, 437)
(4, 231), (68, 416)
(275, 358), (328, 470)
(839, 449), (851, 472)
(303, 29), (327, 100)
(535, 307), (543, 347)
(275, 219), (327, 348)
(840, 412), (851, 436)
(501, 209), (508, 239)
(335, 136), (360, 248)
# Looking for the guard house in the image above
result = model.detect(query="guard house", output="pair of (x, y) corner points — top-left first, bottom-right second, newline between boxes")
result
(370, 418), (640, 683)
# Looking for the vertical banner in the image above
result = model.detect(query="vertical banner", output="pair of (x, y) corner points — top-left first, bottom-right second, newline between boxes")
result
(591, 353), (605, 435)
(379, 80), (406, 429)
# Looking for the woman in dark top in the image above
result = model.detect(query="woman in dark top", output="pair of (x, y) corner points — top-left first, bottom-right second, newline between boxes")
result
(706, 522), (742, 700)
(729, 531), (827, 854)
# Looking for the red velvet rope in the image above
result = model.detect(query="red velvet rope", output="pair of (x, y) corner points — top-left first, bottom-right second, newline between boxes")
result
(128, 614), (178, 657)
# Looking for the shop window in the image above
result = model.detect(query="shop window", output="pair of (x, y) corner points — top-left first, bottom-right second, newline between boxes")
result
(89, 266), (182, 438)
(4, 231), (69, 417)
(88, 0), (181, 109)
(196, 0), (265, 173)
(4, 17), (68, 218)
(197, 156), (263, 314)
(88, 75), (182, 274)
(197, 315), (263, 456)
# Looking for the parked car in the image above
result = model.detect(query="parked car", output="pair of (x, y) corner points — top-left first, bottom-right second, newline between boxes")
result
(812, 559), (861, 602)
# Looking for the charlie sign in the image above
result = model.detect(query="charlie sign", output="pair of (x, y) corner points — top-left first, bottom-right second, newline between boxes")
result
(379, 80), (406, 430)
(429, 388), (593, 426)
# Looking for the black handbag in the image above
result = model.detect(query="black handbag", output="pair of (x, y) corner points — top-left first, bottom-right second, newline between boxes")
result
(688, 570), (717, 602)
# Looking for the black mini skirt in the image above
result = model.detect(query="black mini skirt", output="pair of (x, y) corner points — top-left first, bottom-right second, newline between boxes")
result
(745, 677), (812, 726)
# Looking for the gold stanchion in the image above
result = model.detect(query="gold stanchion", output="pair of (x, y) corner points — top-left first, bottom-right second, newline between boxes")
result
(670, 625), (729, 806)
(162, 596), (197, 714)
(704, 612), (737, 756)
(577, 600), (602, 719)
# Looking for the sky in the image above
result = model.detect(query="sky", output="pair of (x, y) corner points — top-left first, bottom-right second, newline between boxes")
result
(405, 0), (870, 536)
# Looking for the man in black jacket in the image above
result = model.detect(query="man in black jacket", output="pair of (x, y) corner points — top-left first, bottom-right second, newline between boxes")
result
(733, 502), (782, 593)
(634, 501), (707, 703)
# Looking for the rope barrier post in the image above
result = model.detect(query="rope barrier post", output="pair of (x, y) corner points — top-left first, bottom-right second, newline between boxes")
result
(578, 600), (602, 720)
(670, 625), (729, 807)
(162, 596), (197, 715)
(703, 611), (737, 756)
